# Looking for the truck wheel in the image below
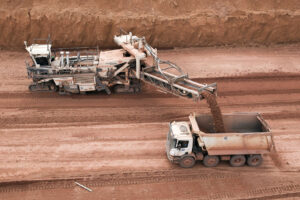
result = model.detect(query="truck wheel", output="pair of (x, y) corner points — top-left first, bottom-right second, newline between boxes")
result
(230, 155), (246, 167)
(203, 155), (219, 167)
(247, 155), (263, 167)
(179, 156), (195, 168)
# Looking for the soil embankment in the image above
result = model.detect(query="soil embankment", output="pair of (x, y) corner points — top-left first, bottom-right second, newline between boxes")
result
(0, 0), (300, 49)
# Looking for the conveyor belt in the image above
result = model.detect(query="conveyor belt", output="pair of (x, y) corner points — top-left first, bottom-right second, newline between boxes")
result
(115, 33), (217, 101)
(141, 69), (217, 101)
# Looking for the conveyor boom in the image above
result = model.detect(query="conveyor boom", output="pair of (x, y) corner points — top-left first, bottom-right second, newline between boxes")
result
(114, 32), (217, 101)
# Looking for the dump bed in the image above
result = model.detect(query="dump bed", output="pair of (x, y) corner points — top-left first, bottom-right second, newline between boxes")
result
(189, 113), (273, 155)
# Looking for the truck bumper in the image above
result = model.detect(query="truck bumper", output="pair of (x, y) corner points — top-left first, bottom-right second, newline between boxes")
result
(166, 153), (181, 164)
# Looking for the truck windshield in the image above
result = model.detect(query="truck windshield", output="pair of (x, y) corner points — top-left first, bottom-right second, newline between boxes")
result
(167, 129), (177, 149)
(35, 56), (49, 66)
(177, 140), (189, 148)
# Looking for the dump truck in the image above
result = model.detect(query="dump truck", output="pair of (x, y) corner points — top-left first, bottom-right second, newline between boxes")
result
(166, 112), (274, 168)
(24, 31), (216, 101)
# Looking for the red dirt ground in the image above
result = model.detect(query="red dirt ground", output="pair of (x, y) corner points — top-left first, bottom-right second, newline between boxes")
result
(0, 45), (300, 199)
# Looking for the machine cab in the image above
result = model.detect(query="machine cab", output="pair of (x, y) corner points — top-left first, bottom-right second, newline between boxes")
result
(166, 121), (193, 158)
(24, 38), (52, 68)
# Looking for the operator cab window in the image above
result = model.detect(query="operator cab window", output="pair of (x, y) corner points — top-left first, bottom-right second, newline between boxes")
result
(35, 56), (50, 66)
(177, 140), (189, 148)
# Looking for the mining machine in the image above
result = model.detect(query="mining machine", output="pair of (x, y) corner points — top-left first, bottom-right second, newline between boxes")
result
(25, 31), (216, 100)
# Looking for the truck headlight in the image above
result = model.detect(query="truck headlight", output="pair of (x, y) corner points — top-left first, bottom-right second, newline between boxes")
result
(170, 149), (176, 156)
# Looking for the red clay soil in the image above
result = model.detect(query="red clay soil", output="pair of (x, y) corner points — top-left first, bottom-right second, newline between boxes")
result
(0, 0), (300, 49)
(0, 47), (300, 199)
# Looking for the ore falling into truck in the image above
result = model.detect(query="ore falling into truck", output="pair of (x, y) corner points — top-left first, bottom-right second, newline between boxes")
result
(24, 31), (274, 169)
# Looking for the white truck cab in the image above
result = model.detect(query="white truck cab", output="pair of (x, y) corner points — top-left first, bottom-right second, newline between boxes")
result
(166, 121), (194, 165)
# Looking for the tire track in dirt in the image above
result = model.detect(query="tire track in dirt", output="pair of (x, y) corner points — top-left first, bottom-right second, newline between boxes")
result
(1, 171), (300, 200)
(161, 183), (300, 199)
(205, 184), (300, 200)
(0, 170), (241, 193)
(2, 89), (300, 99)
(1, 73), (300, 99)
(241, 192), (300, 200)
(1, 109), (300, 129)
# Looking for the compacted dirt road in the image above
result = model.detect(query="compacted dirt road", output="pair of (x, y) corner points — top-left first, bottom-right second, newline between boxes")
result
(0, 45), (300, 199)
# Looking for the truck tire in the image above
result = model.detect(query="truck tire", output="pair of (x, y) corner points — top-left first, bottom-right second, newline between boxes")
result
(203, 155), (219, 167)
(230, 155), (246, 167)
(247, 155), (263, 167)
(179, 156), (196, 168)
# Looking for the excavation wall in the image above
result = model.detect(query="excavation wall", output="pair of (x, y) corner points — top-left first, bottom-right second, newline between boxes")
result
(0, 0), (299, 49)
